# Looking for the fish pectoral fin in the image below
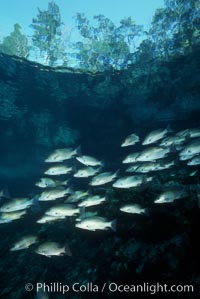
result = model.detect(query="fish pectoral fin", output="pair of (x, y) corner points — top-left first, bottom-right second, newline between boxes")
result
(110, 219), (117, 232)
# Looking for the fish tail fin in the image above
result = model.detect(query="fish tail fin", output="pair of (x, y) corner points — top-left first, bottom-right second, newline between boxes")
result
(0, 187), (10, 199)
(185, 134), (191, 142)
(114, 169), (120, 177)
(110, 219), (117, 232)
(166, 124), (173, 133)
(87, 189), (93, 196)
(101, 160), (105, 167)
(75, 145), (81, 156)
(79, 206), (85, 216)
(144, 208), (150, 216)
(72, 164), (78, 174)
(173, 159), (180, 167)
(62, 179), (69, 186)
(65, 243), (72, 256)
(31, 195), (41, 212)
(142, 175), (147, 184)
(97, 165), (104, 172)
(170, 143), (177, 153)
(105, 192), (109, 201)
(67, 185), (74, 195)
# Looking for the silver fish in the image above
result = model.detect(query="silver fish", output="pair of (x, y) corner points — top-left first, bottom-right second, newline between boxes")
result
(122, 152), (140, 164)
(45, 147), (79, 162)
(187, 155), (200, 166)
(45, 204), (79, 217)
(76, 211), (98, 222)
(142, 127), (170, 145)
(0, 210), (27, 223)
(136, 146), (171, 162)
(154, 160), (175, 171)
(10, 235), (38, 251)
(44, 165), (72, 176)
(65, 190), (89, 203)
(113, 175), (152, 188)
(73, 166), (101, 178)
(135, 160), (174, 173)
(121, 133), (139, 147)
(38, 188), (70, 201)
(125, 164), (140, 172)
(75, 216), (116, 231)
(37, 215), (66, 224)
(160, 135), (186, 147)
(120, 204), (146, 214)
(0, 198), (33, 212)
(35, 242), (72, 257)
(135, 162), (159, 173)
(78, 195), (106, 207)
(89, 170), (119, 186)
(176, 128), (200, 138)
(176, 129), (190, 137)
(189, 170), (198, 177)
(76, 155), (103, 167)
(154, 188), (189, 203)
(35, 177), (69, 188)
(179, 154), (195, 161)
(179, 139), (200, 157)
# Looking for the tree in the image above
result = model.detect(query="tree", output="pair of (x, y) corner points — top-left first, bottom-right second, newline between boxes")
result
(72, 14), (143, 71)
(30, 0), (64, 66)
(147, 0), (200, 61)
(0, 23), (29, 58)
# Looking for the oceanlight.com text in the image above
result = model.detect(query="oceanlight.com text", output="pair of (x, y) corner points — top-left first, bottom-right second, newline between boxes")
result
(25, 281), (195, 295)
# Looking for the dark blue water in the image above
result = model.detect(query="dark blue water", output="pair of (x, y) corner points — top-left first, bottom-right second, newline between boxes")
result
(0, 44), (200, 298)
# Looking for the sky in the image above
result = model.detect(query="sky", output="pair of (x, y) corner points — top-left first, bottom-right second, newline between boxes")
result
(0, 0), (164, 38)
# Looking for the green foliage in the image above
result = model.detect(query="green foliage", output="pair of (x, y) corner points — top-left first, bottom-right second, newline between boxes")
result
(0, 24), (29, 58)
(1, 0), (200, 70)
(30, 0), (65, 66)
(146, 0), (200, 60)
(73, 13), (143, 71)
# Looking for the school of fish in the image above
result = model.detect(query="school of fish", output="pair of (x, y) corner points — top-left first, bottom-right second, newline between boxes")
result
(0, 126), (200, 257)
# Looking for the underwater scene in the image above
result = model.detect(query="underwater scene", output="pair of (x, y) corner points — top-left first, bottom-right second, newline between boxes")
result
(0, 0), (200, 298)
